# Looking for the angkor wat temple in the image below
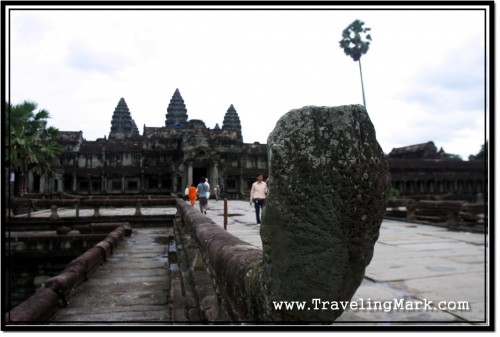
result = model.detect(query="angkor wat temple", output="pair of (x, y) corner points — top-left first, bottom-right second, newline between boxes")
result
(52, 89), (267, 199)
(22, 89), (487, 201)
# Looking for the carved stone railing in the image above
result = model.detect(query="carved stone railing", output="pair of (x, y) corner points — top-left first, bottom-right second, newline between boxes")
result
(5, 223), (132, 323)
(176, 199), (263, 321)
(9, 197), (176, 219)
(58, 191), (173, 200)
(176, 105), (390, 323)
(386, 198), (487, 229)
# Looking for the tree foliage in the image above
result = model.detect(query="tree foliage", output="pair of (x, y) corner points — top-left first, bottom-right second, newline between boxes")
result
(6, 100), (64, 176)
(339, 19), (372, 62)
(469, 142), (487, 161)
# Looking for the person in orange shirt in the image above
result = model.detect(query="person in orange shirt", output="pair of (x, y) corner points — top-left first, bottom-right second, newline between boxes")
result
(188, 184), (198, 206)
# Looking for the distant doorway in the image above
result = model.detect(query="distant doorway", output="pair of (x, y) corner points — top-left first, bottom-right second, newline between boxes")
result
(193, 167), (208, 185)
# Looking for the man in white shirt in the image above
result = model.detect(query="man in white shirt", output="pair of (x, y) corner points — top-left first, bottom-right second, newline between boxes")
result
(250, 174), (268, 225)
(197, 177), (209, 214)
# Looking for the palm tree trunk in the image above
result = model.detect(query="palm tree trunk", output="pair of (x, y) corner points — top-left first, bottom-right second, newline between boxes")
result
(358, 58), (367, 108)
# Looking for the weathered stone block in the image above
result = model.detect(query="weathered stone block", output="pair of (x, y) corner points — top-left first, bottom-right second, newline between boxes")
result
(56, 226), (73, 235)
(50, 205), (59, 220)
(95, 240), (113, 258)
(174, 105), (389, 323)
(6, 288), (59, 322)
(44, 264), (86, 306)
(262, 105), (390, 321)
(69, 247), (106, 275)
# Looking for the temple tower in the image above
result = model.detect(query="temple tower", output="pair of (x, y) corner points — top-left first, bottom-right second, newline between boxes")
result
(222, 104), (242, 142)
(165, 88), (189, 128)
(108, 98), (140, 140)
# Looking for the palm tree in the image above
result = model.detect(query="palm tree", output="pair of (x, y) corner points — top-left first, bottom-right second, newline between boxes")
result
(6, 100), (64, 195)
(339, 19), (372, 108)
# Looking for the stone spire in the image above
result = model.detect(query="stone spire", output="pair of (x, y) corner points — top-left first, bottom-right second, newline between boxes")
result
(222, 104), (242, 141)
(165, 88), (188, 128)
(109, 98), (140, 140)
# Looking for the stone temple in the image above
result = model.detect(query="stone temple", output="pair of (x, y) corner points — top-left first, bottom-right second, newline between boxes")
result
(57, 89), (268, 198)
(18, 88), (486, 201)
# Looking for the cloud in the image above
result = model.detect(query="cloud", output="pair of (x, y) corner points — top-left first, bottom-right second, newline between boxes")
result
(7, 7), (489, 162)
(65, 39), (130, 74)
(403, 36), (485, 112)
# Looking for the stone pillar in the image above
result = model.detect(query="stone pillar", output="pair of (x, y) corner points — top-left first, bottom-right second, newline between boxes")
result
(211, 162), (218, 190)
(191, 250), (205, 271)
(406, 204), (416, 222)
(9, 172), (15, 196)
(39, 175), (46, 193)
(135, 201), (142, 216)
(55, 176), (61, 192)
(50, 205), (59, 220)
(28, 171), (34, 194)
(187, 162), (193, 187)
(239, 173), (245, 197)
(447, 210), (459, 230)
(72, 174), (77, 193)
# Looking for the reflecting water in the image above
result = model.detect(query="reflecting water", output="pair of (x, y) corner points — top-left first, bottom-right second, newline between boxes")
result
(5, 256), (73, 311)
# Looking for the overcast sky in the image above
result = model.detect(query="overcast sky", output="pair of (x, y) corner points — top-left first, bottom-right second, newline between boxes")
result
(6, 4), (489, 160)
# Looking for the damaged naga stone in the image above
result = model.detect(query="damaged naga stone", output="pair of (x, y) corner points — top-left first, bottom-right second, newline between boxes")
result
(176, 104), (389, 323)
(260, 104), (390, 322)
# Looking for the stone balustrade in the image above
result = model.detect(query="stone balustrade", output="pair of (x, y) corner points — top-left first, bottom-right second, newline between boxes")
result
(5, 223), (132, 323)
(176, 198), (263, 321)
(9, 197), (176, 219)
(386, 198), (487, 229)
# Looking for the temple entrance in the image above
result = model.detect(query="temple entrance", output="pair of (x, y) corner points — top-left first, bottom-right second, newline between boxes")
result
(193, 167), (208, 186)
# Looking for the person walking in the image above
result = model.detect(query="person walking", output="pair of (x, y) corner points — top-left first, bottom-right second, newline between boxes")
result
(197, 177), (209, 214)
(250, 174), (268, 226)
(188, 184), (197, 206)
(205, 179), (211, 209)
(214, 185), (221, 201)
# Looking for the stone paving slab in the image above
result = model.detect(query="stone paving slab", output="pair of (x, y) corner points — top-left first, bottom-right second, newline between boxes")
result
(365, 257), (482, 282)
(51, 227), (175, 323)
(81, 276), (169, 289)
(334, 279), (460, 322)
(54, 308), (170, 322)
(197, 200), (488, 324)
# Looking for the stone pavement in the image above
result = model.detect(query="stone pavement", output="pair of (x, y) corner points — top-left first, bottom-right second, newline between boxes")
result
(200, 199), (488, 324)
(51, 226), (177, 323)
